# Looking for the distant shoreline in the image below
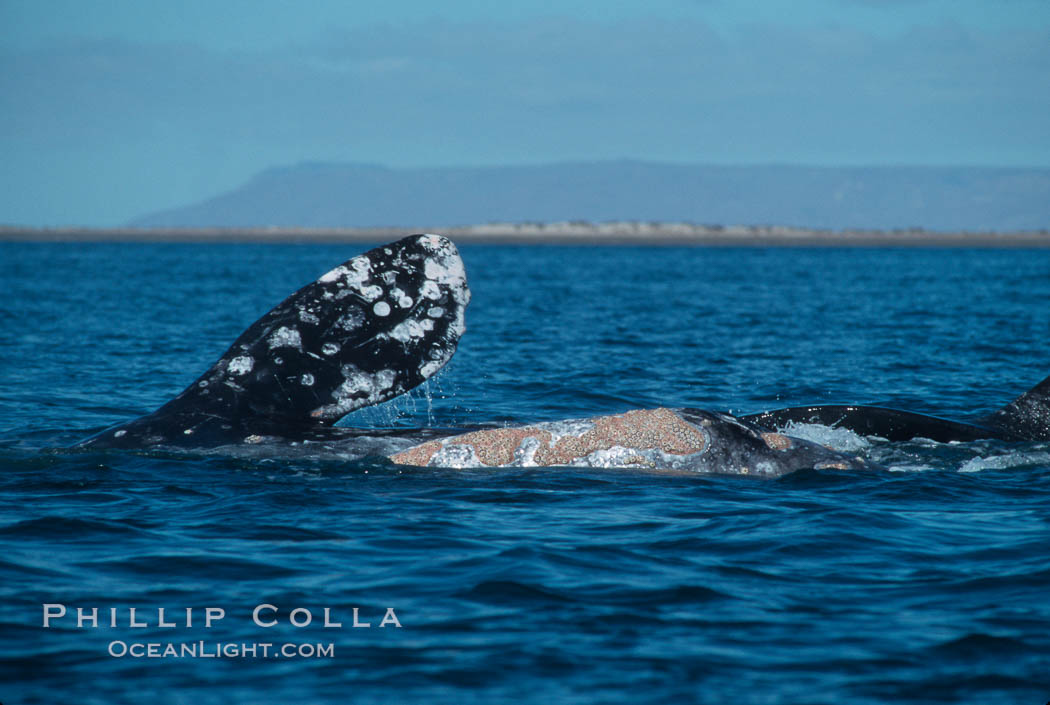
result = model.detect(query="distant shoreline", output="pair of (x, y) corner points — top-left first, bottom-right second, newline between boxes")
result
(3, 223), (1050, 247)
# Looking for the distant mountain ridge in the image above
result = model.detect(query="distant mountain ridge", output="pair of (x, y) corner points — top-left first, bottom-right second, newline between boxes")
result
(130, 161), (1050, 231)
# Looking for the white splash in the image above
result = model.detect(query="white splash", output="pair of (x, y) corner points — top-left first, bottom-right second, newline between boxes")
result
(321, 342), (341, 356)
(373, 301), (391, 317)
(782, 421), (872, 452)
(959, 450), (1050, 473)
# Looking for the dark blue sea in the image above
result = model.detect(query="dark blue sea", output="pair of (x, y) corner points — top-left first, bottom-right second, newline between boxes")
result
(2, 241), (1049, 704)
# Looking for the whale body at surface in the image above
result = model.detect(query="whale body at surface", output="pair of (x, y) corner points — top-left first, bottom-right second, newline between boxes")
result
(75, 235), (1050, 477)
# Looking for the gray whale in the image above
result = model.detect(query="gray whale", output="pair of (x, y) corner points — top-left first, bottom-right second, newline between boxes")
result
(76, 235), (1050, 477)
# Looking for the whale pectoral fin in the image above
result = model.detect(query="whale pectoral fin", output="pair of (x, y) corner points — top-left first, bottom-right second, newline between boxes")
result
(986, 374), (1050, 441)
(160, 234), (470, 428)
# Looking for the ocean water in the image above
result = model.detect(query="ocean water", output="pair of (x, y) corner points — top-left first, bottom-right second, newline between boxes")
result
(1, 241), (1049, 704)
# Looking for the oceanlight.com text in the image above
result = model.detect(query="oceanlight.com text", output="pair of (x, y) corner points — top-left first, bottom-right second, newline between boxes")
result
(107, 640), (335, 659)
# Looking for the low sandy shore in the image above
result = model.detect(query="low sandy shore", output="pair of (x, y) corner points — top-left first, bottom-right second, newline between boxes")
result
(3, 222), (1049, 247)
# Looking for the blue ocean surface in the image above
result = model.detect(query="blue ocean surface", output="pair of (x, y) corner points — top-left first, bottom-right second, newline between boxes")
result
(1, 241), (1049, 704)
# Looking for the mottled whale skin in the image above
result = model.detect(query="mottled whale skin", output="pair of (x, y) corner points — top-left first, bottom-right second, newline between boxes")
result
(76, 234), (1050, 477)
(77, 234), (470, 450)
(390, 407), (873, 477)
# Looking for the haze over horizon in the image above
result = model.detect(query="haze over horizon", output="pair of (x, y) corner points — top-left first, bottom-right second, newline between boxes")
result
(2, 0), (1049, 226)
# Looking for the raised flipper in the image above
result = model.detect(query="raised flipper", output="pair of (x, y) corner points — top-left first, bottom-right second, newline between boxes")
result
(742, 373), (1050, 443)
(77, 234), (470, 449)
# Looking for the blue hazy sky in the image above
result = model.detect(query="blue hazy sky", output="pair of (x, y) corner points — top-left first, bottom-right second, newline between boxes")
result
(2, 0), (1048, 225)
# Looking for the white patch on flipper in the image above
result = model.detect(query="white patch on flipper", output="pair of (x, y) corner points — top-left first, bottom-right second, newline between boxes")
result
(340, 370), (374, 397)
(375, 369), (396, 391)
(360, 285), (383, 302)
(228, 356), (254, 376)
(338, 309), (365, 330)
(424, 258), (469, 296)
(307, 235), (469, 421)
(268, 327), (302, 350)
(310, 367), (399, 419)
(418, 234), (445, 250)
(420, 280), (442, 300)
(420, 360), (444, 378)
(419, 236), (468, 301)
(320, 256), (372, 287)
(114, 430), (126, 438)
(424, 259), (445, 281)
(389, 318), (425, 343)
(319, 266), (347, 284)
